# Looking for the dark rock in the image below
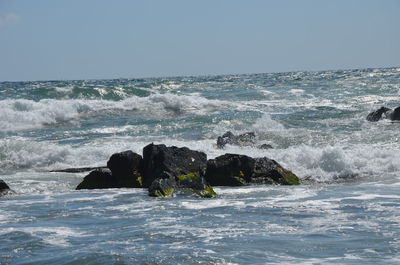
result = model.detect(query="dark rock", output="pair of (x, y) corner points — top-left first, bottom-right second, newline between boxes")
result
(76, 150), (143, 190)
(386, 106), (400, 121)
(251, 157), (299, 185)
(205, 154), (255, 186)
(205, 153), (299, 186)
(175, 173), (216, 198)
(148, 178), (176, 197)
(141, 143), (207, 188)
(50, 166), (107, 173)
(0, 180), (9, 190)
(76, 168), (118, 190)
(366, 106), (400, 122)
(217, 131), (256, 148)
(148, 173), (216, 198)
(0, 180), (13, 196)
(107, 150), (142, 188)
(258, 143), (273, 149)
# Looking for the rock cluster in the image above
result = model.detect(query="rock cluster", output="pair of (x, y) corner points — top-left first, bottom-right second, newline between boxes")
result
(76, 143), (300, 198)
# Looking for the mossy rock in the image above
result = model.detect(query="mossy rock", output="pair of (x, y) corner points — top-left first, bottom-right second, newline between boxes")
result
(275, 166), (300, 185)
(206, 154), (300, 187)
(194, 186), (217, 198)
(151, 187), (175, 198)
(176, 173), (217, 198)
(136, 176), (143, 187)
(176, 173), (199, 181)
(148, 178), (176, 197)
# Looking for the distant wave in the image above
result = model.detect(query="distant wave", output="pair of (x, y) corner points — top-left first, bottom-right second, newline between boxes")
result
(0, 93), (232, 132)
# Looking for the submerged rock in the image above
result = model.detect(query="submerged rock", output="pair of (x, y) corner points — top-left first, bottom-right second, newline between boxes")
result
(217, 131), (256, 148)
(141, 143), (208, 188)
(205, 153), (299, 186)
(0, 180), (13, 196)
(367, 106), (400, 122)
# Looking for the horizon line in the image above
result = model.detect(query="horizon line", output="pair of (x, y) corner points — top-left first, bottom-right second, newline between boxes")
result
(1, 65), (399, 83)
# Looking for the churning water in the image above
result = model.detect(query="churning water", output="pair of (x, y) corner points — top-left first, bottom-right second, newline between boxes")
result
(1, 68), (399, 264)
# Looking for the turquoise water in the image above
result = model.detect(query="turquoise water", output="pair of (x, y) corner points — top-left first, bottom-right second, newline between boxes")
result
(0, 68), (400, 264)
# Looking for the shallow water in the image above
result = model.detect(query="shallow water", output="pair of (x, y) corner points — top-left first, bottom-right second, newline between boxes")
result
(1, 68), (400, 264)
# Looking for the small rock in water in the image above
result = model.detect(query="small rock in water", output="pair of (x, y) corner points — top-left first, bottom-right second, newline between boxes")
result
(0, 179), (14, 197)
(366, 106), (400, 122)
(258, 143), (273, 149)
(76, 150), (143, 190)
(76, 168), (118, 190)
(217, 131), (256, 148)
(107, 150), (142, 188)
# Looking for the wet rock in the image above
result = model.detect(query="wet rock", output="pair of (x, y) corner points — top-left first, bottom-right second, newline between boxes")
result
(107, 150), (142, 188)
(205, 154), (254, 186)
(141, 143), (207, 188)
(76, 168), (118, 190)
(76, 150), (143, 190)
(205, 153), (299, 186)
(367, 106), (400, 122)
(50, 166), (107, 173)
(0, 180), (13, 196)
(148, 173), (216, 198)
(175, 173), (216, 198)
(258, 143), (273, 149)
(148, 178), (176, 197)
(386, 106), (400, 121)
(217, 131), (256, 148)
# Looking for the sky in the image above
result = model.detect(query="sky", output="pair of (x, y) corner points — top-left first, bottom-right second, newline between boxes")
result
(0, 0), (399, 81)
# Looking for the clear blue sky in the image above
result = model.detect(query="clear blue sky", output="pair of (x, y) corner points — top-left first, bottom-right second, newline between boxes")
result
(1, 0), (399, 81)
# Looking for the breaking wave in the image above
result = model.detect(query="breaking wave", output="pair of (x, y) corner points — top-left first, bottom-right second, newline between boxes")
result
(0, 93), (231, 132)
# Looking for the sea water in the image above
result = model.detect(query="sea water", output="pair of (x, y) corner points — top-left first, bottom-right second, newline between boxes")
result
(0, 68), (399, 264)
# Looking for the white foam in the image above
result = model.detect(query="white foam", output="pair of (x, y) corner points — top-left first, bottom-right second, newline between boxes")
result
(180, 199), (245, 210)
(0, 93), (233, 132)
(252, 113), (285, 132)
(289, 89), (305, 94)
(0, 226), (84, 247)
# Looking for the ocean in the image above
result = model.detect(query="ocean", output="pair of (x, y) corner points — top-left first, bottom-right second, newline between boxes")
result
(0, 67), (399, 264)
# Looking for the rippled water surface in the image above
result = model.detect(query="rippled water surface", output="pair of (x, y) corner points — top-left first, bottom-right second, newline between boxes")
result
(1, 68), (400, 264)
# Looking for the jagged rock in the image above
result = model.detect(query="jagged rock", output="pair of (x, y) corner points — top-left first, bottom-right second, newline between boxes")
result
(367, 106), (400, 122)
(205, 153), (299, 186)
(217, 131), (256, 148)
(107, 150), (142, 188)
(141, 143), (207, 188)
(76, 168), (118, 190)
(0, 180), (13, 196)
